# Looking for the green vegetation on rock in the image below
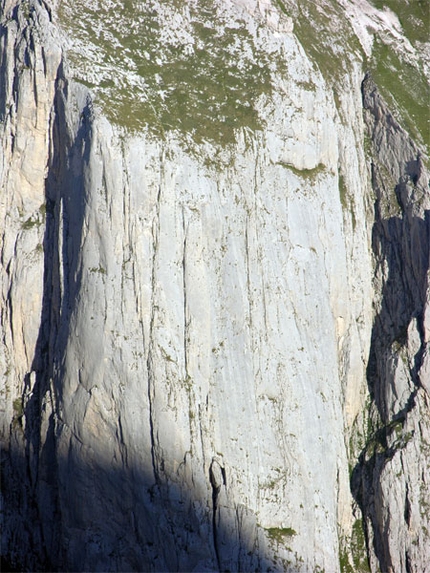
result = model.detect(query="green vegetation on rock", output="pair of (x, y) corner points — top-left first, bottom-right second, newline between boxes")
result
(369, 40), (429, 154)
(287, 0), (364, 84)
(370, 0), (429, 44)
(59, 0), (273, 145)
(279, 161), (327, 180)
(58, 0), (429, 155)
(365, 0), (429, 153)
(277, 0), (428, 155)
(265, 526), (297, 543)
(12, 397), (24, 429)
(339, 519), (371, 573)
(338, 174), (356, 229)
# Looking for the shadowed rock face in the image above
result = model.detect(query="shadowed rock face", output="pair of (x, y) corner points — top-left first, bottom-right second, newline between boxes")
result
(1, 1), (429, 573)
(350, 75), (430, 573)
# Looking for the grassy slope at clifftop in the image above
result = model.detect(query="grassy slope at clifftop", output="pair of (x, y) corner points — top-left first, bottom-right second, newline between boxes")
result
(59, 0), (274, 145)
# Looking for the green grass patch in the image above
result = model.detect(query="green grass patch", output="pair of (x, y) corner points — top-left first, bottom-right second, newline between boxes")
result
(369, 40), (429, 154)
(58, 0), (273, 145)
(266, 527), (297, 543)
(339, 174), (348, 210)
(369, 0), (429, 45)
(273, 0), (289, 16)
(57, 0), (429, 155)
(21, 218), (37, 230)
(292, 0), (364, 86)
(12, 397), (24, 429)
(340, 519), (370, 573)
(89, 265), (107, 275)
(278, 161), (326, 180)
(339, 174), (356, 229)
(13, 398), (23, 417)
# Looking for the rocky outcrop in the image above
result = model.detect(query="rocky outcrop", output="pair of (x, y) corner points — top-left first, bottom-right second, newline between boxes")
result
(1, 1), (428, 572)
(1, 1), (62, 569)
(351, 74), (430, 573)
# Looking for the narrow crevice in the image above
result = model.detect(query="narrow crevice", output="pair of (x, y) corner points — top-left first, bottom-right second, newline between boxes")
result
(146, 352), (159, 486)
(147, 180), (162, 486)
(209, 460), (222, 571)
(182, 208), (189, 380)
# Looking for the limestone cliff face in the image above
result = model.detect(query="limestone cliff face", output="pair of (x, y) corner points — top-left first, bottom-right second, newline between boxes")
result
(353, 75), (430, 573)
(0, 1), (428, 572)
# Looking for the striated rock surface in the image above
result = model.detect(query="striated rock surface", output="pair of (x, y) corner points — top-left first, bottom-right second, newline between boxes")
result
(0, 0), (428, 572)
(352, 74), (430, 573)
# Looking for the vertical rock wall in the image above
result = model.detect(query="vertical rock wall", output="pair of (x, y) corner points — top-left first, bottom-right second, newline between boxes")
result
(352, 75), (430, 573)
(1, 1), (429, 572)
(1, 0), (61, 568)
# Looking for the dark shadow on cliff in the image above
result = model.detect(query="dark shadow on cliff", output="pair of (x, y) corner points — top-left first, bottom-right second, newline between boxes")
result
(366, 205), (429, 422)
(1, 64), (294, 573)
(3, 445), (296, 573)
(351, 201), (429, 572)
(1, 62), (95, 572)
(351, 74), (430, 573)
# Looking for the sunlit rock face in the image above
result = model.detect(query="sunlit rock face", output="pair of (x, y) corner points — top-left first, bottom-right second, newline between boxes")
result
(1, 1), (428, 572)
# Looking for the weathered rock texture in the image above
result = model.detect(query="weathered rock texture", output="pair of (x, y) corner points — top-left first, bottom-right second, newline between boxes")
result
(0, 1), (429, 572)
(352, 74), (430, 573)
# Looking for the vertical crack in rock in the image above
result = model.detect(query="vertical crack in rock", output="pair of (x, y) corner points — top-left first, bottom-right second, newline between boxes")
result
(147, 178), (162, 486)
(181, 207), (197, 453)
(181, 207), (189, 383)
(209, 457), (226, 571)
